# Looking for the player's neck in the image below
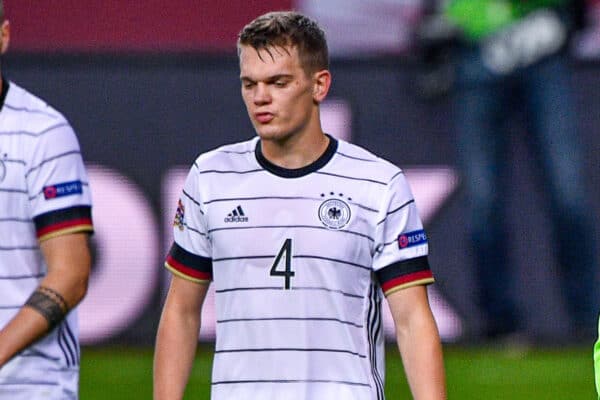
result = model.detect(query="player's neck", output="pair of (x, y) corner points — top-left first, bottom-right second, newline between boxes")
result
(260, 129), (330, 170)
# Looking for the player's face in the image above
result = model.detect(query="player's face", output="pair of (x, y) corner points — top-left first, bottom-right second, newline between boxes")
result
(239, 45), (323, 143)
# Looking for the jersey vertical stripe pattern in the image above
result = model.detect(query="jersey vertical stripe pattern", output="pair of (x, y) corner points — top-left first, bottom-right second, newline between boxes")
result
(0, 78), (93, 397)
(166, 135), (433, 400)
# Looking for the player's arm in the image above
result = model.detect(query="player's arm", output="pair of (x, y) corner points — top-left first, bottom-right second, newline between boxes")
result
(0, 232), (91, 368)
(387, 285), (446, 399)
(154, 274), (209, 400)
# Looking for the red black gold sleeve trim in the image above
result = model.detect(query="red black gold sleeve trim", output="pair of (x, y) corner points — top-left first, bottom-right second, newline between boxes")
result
(375, 256), (434, 296)
(165, 242), (213, 284)
(34, 206), (94, 242)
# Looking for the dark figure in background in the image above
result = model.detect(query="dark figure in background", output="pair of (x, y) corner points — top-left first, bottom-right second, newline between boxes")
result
(418, 0), (597, 341)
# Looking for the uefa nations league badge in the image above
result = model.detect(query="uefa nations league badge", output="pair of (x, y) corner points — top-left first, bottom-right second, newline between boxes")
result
(318, 198), (351, 230)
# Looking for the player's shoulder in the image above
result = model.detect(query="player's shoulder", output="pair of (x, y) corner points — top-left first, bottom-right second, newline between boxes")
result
(334, 138), (403, 183)
(4, 81), (71, 130)
(192, 136), (258, 171)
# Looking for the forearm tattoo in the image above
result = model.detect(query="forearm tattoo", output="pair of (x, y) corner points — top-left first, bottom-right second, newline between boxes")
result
(25, 286), (69, 329)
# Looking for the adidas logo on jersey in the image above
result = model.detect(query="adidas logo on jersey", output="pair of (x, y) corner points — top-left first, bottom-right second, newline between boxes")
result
(224, 205), (248, 223)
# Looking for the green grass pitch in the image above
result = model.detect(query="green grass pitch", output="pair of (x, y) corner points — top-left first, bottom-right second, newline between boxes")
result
(79, 344), (596, 399)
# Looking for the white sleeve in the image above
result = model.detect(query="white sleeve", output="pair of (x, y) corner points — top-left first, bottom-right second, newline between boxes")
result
(26, 118), (93, 241)
(165, 162), (213, 283)
(372, 172), (433, 295)
(27, 118), (92, 218)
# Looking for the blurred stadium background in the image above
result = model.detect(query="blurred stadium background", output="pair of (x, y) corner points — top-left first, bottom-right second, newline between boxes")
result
(2, 0), (599, 397)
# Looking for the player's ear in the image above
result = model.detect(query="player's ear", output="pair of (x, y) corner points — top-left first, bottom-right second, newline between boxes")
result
(0, 20), (10, 55)
(312, 69), (331, 104)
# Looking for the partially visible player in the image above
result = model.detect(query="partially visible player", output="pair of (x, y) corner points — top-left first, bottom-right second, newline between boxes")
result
(154, 11), (446, 400)
(0, 2), (94, 398)
(595, 315), (600, 399)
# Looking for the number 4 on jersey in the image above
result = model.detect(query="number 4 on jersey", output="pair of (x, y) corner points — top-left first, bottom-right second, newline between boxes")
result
(270, 238), (295, 289)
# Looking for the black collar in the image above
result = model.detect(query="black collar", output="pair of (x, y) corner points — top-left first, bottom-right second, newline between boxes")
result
(0, 76), (8, 113)
(255, 134), (338, 178)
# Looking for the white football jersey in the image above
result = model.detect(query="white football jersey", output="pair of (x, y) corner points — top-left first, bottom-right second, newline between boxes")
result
(166, 135), (433, 400)
(0, 78), (93, 399)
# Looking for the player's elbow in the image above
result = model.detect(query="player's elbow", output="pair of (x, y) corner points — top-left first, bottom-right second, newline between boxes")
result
(72, 271), (90, 307)
(67, 253), (92, 308)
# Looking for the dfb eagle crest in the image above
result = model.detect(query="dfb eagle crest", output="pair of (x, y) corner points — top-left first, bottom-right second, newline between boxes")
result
(318, 198), (351, 230)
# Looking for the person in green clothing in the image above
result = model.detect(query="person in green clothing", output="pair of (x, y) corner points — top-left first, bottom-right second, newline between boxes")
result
(445, 0), (574, 41)
(419, 0), (597, 341)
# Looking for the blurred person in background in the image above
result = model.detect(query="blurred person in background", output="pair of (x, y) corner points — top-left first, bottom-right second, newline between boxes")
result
(154, 10), (446, 400)
(0, 1), (94, 398)
(417, 0), (597, 342)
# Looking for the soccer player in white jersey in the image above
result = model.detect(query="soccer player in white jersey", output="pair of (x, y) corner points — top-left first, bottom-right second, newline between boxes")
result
(154, 11), (446, 400)
(0, 3), (93, 399)
(595, 316), (600, 399)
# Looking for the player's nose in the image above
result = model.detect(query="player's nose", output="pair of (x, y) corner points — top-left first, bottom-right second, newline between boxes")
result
(253, 83), (271, 105)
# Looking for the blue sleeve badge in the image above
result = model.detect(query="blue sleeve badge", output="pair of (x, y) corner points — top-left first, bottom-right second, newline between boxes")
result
(398, 229), (428, 249)
(43, 180), (83, 200)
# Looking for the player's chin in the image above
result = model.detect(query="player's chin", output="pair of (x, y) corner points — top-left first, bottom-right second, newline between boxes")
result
(255, 128), (286, 141)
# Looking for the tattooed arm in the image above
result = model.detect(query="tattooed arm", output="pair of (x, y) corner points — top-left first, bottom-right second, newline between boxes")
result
(0, 233), (91, 368)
